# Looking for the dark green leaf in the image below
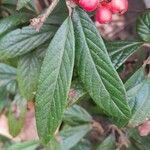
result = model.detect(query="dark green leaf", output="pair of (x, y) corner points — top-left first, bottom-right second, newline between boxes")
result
(17, 51), (41, 100)
(0, 13), (32, 36)
(106, 41), (143, 69)
(63, 104), (92, 125)
(0, 25), (57, 59)
(96, 134), (116, 150)
(72, 7), (131, 121)
(36, 17), (75, 143)
(60, 125), (92, 150)
(136, 12), (150, 42)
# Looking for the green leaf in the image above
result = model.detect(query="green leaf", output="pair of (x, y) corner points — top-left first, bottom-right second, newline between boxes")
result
(67, 79), (89, 106)
(0, 63), (16, 87)
(0, 12), (32, 36)
(72, 7), (131, 121)
(8, 94), (27, 137)
(47, 0), (68, 25)
(128, 128), (150, 150)
(36, 17), (75, 143)
(6, 141), (39, 150)
(17, 0), (31, 10)
(136, 12), (150, 42)
(106, 41), (143, 69)
(0, 87), (9, 112)
(45, 138), (60, 150)
(60, 125), (92, 150)
(96, 134), (116, 150)
(63, 104), (92, 125)
(125, 67), (145, 91)
(17, 51), (41, 100)
(0, 25), (57, 59)
(127, 77), (150, 127)
(71, 139), (92, 150)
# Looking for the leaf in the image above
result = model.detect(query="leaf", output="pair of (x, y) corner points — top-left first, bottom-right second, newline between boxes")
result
(0, 63), (16, 87)
(6, 141), (39, 150)
(8, 94), (27, 137)
(96, 134), (116, 150)
(46, 0), (68, 25)
(106, 41), (143, 69)
(45, 138), (60, 150)
(125, 67), (145, 91)
(17, 0), (31, 10)
(6, 80), (17, 94)
(67, 79), (88, 106)
(60, 125), (92, 150)
(72, 7), (131, 121)
(0, 25), (57, 59)
(0, 12), (33, 36)
(63, 104), (92, 125)
(71, 139), (92, 150)
(35, 17), (75, 143)
(128, 128), (150, 150)
(128, 77), (150, 127)
(17, 51), (41, 100)
(0, 88), (9, 112)
(136, 12), (150, 42)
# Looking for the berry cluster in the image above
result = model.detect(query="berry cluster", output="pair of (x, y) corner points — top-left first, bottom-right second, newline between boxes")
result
(74, 0), (128, 24)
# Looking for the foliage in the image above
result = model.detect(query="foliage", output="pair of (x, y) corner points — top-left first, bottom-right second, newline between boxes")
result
(0, 0), (150, 149)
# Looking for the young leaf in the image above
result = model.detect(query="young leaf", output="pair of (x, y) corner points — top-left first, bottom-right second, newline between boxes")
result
(17, 0), (31, 10)
(60, 125), (92, 150)
(106, 41), (143, 69)
(63, 104), (92, 125)
(96, 134), (116, 150)
(72, 7), (131, 121)
(0, 25), (57, 59)
(36, 17), (75, 143)
(136, 12), (150, 42)
(0, 12), (33, 36)
(17, 51), (41, 100)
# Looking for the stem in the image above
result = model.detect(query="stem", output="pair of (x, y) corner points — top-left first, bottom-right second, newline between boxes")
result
(30, 0), (59, 31)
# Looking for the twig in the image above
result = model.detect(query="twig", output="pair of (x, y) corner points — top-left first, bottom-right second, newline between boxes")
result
(66, 0), (77, 16)
(30, 0), (59, 31)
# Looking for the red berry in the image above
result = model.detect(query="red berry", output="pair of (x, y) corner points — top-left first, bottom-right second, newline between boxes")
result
(73, 0), (79, 3)
(95, 6), (112, 24)
(110, 0), (128, 14)
(79, 0), (99, 12)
